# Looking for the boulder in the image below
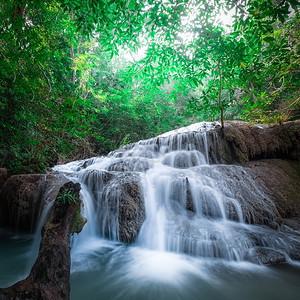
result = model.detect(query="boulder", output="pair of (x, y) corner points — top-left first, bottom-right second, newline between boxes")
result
(117, 174), (145, 243)
(82, 169), (145, 243)
(0, 174), (43, 232)
(100, 173), (145, 243)
(0, 174), (68, 232)
(0, 181), (85, 300)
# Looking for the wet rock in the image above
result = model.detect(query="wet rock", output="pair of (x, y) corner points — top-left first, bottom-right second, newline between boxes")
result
(0, 181), (85, 300)
(0, 174), (68, 232)
(74, 157), (99, 171)
(118, 176), (145, 243)
(0, 168), (8, 191)
(288, 240), (300, 261)
(107, 157), (152, 172)
(186, 178), (194, 212)
(223, 198), (240, 221)
(0, 174), (45, 232)
(246, 247), (286, 265)
(282, 218), (300, 231)
(192, 165), (281, 228)
(108, 143), (136, 157)
(162, 151), (205, 169)
(101, 173), (145, 243)
(81, 169), (145, 243)
(246, 159), (300, 220)
(81, 169), (114, 192)
(199, 192), (223, 219)
(207, 121), (300, 164)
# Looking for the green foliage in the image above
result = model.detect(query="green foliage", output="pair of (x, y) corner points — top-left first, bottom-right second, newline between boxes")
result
(0, 0), (299, 173)
(57, 189), (77, 205)
(114, 0), (299, 125)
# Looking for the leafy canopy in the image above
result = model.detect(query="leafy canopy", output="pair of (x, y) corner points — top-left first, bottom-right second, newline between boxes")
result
(64, 0), (299, 124)
(0, 0), (299, 172)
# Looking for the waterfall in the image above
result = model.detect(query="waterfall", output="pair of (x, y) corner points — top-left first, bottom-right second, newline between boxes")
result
(2, 122), (300, 299)
(54, 122), (299, 264)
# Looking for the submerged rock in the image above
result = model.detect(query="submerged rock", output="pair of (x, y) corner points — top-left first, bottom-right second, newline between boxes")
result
(246, 247), (286, 265)
(0, 181), (85, 300)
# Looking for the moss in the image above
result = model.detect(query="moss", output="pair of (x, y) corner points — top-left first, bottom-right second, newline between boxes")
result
(70, 202), (87, 234)
(43, 221), (57, 231)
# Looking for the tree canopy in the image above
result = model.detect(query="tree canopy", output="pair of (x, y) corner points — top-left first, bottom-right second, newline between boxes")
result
(0, 0), (299, 173)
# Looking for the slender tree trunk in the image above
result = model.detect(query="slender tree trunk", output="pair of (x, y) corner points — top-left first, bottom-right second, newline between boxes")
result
(70, 11), (76, 84)
(249, 80), (257, 103)
(71, 46), (76, 84)
(13, 2), (27, 20)
(217, 57), (224, 128)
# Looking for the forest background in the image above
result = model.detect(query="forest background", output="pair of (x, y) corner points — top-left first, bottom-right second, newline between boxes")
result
(0, 0), (299, 173)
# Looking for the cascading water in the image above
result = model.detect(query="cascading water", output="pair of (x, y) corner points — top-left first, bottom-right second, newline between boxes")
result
(54, 122), (300, 299)
(2, 122), (300, 299)
(55, 123), (288, 259)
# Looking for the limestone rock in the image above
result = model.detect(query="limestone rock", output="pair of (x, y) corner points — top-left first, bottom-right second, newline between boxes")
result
(0, 174), (68, 232)
(0, 181), (85, 300)
(206, 121), (300, 164)
(107, 157), (152, 172)
(100, 173), (145, 243)
(0, 174), (44, 232)
(117, 174), (145, 243)
(246, 159), (300, 220)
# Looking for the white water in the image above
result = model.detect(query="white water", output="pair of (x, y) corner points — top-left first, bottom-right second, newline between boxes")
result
(53, 122), (298, 263)
(3, 122), (299, 298)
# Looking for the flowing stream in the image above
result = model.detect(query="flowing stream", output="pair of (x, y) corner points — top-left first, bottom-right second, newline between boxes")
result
(1, 122), (300, 299)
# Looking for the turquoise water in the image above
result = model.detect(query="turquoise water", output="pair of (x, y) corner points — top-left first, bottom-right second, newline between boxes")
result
(0, 230), (34, 287)
(70, 237), (300, 300)
(1, 232), (300, 300)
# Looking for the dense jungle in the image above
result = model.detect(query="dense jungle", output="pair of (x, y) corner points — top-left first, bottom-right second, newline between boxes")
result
(0, 0), (299, 174)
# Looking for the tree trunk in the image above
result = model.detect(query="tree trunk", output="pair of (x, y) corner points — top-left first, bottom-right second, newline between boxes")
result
(217, 57), (224, 128)
(249, 80), (257, 103)
(70, 11), (76, 84)
(13, 2), (27, 20)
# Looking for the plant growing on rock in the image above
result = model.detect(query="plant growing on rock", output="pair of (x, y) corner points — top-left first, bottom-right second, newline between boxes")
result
(57, 189), (77, 205)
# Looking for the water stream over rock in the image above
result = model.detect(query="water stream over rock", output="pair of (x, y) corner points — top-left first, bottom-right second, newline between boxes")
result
(62, 122), (300, 299)
(53, 122), (300, 264)
(1, 122), (300, 299)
